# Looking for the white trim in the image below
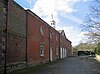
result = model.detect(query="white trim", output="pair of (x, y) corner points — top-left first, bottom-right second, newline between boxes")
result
(40, 43), (44, 57)
(56, 46), (58, 56)
(40, 26), (44, 36)
(50, 47), (53, 61)
(60, 48), (63, 59)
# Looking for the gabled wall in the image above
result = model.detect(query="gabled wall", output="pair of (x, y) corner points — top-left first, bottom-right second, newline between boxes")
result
(26, 10), (50, 65)
(59, 30), (73, 59)
(26, 10), (60, 64)
(49, 27), (60, 61)
(8, 0), (26, 36)
(6, 0), (26, 69)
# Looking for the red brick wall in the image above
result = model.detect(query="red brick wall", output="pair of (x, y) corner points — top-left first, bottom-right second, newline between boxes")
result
(67, 41), (73, 56)
(49, 28), (60, 61)
(8, 1), (26, 36)
(26, 10), (61, 64)
(5, 0), (73, 68)
(60, 33), (73, 58)
(7, 33), (26, 63)
(26, 10), (73, 64)
(27, 10), (49, 65)
(7, 0), (26, 64)
(64, 38), (73, 56)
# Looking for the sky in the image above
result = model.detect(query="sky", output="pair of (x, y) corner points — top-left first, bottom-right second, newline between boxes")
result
(14, 0), (92, 46)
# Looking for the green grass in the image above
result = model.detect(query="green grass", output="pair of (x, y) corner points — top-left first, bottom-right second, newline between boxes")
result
(8, 64), (48, 74)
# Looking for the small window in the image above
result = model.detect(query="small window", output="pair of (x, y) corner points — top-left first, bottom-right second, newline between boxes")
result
(2, 61), (4, 65)
(40, 26), (44, 36)
(2, 41), (5, 46)
(2, 40), (5, 50)
(56, 46), (59, 56)
(2, 53), (4, 57)
(2, 37), (6, 49)
(56, 35), (58, 41)
(2, 31), (6, 38)
(3, 16), (6, 26)
(50, 32), (52, 39)
(2, 37), (5, 42)
(40, 43), (44, 56)
(3, 7), (6, 13)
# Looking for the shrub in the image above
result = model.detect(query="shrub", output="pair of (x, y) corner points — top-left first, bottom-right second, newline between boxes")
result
(95, 42), (100, 55)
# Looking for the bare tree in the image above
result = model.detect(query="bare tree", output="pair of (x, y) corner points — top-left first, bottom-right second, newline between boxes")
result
(83, 0), (100, 43)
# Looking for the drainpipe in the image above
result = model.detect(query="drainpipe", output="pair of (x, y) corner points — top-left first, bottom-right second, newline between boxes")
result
(25, 10), (28, 66)
(58, 33), (60, 59)
(48, 26), (50, 62)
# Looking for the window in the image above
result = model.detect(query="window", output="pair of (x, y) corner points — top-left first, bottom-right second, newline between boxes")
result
(2, 37), (5, 42)
(2, 43), (5, 49)
(40, 26), (44, 36)
(3, 7), (6, 14)
(2, 60), (4, 65)
(40, 43), (44, 56)
(56, 46), (59, 56)
(50, 32), (52, 39)
(3, 16), (6, 26)
(2, 38), (5, 50)
(2, 53), (4, 57)
(56, 35), (58, 41)
(2, 31), (6, 38)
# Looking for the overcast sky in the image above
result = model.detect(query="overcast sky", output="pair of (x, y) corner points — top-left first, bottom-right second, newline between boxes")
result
(14, 0), (92, 46)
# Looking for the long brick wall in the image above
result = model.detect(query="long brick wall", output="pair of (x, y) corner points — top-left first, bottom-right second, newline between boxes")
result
(6, 0), (26, 71)
(26, 10), (50, 65)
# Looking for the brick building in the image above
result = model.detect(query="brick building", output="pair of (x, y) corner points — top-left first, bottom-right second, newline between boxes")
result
(49, 26), (60, 61)
(0, 0), (73, 73)
(26, 9), (72, 64)
(59, 30), (73, 59)
(26, 9), (60, 65)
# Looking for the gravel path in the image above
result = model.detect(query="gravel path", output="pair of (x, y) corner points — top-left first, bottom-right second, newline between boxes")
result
(34, 56), (100, 74)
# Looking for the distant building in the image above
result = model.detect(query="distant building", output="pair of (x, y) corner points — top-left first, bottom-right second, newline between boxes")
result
(59, 30), (73, 58)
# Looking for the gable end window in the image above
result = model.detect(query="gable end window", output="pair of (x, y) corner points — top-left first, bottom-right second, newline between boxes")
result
(56, 46), (59, 56)
(40, 26), (44, 36)
(40, 43), (45, 57)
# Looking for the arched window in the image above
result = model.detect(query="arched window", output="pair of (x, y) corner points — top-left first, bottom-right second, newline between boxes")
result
(40, 26), (44, 36)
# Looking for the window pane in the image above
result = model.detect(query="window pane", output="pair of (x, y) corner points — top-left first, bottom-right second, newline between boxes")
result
(40, 43), (44, 56)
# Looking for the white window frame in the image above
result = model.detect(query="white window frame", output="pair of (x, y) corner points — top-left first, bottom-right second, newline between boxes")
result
(56, 35), (58, 41)
(2, 37), (5, 50)
(50, 32), (52, 39)
(40, 43), (44, 57)
(40, 26), (44, 36)
(56, 46), (59, 56)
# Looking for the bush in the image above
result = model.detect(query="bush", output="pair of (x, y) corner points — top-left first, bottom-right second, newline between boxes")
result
(95, 48), (100, 55)
(95, 42), (100, 55)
